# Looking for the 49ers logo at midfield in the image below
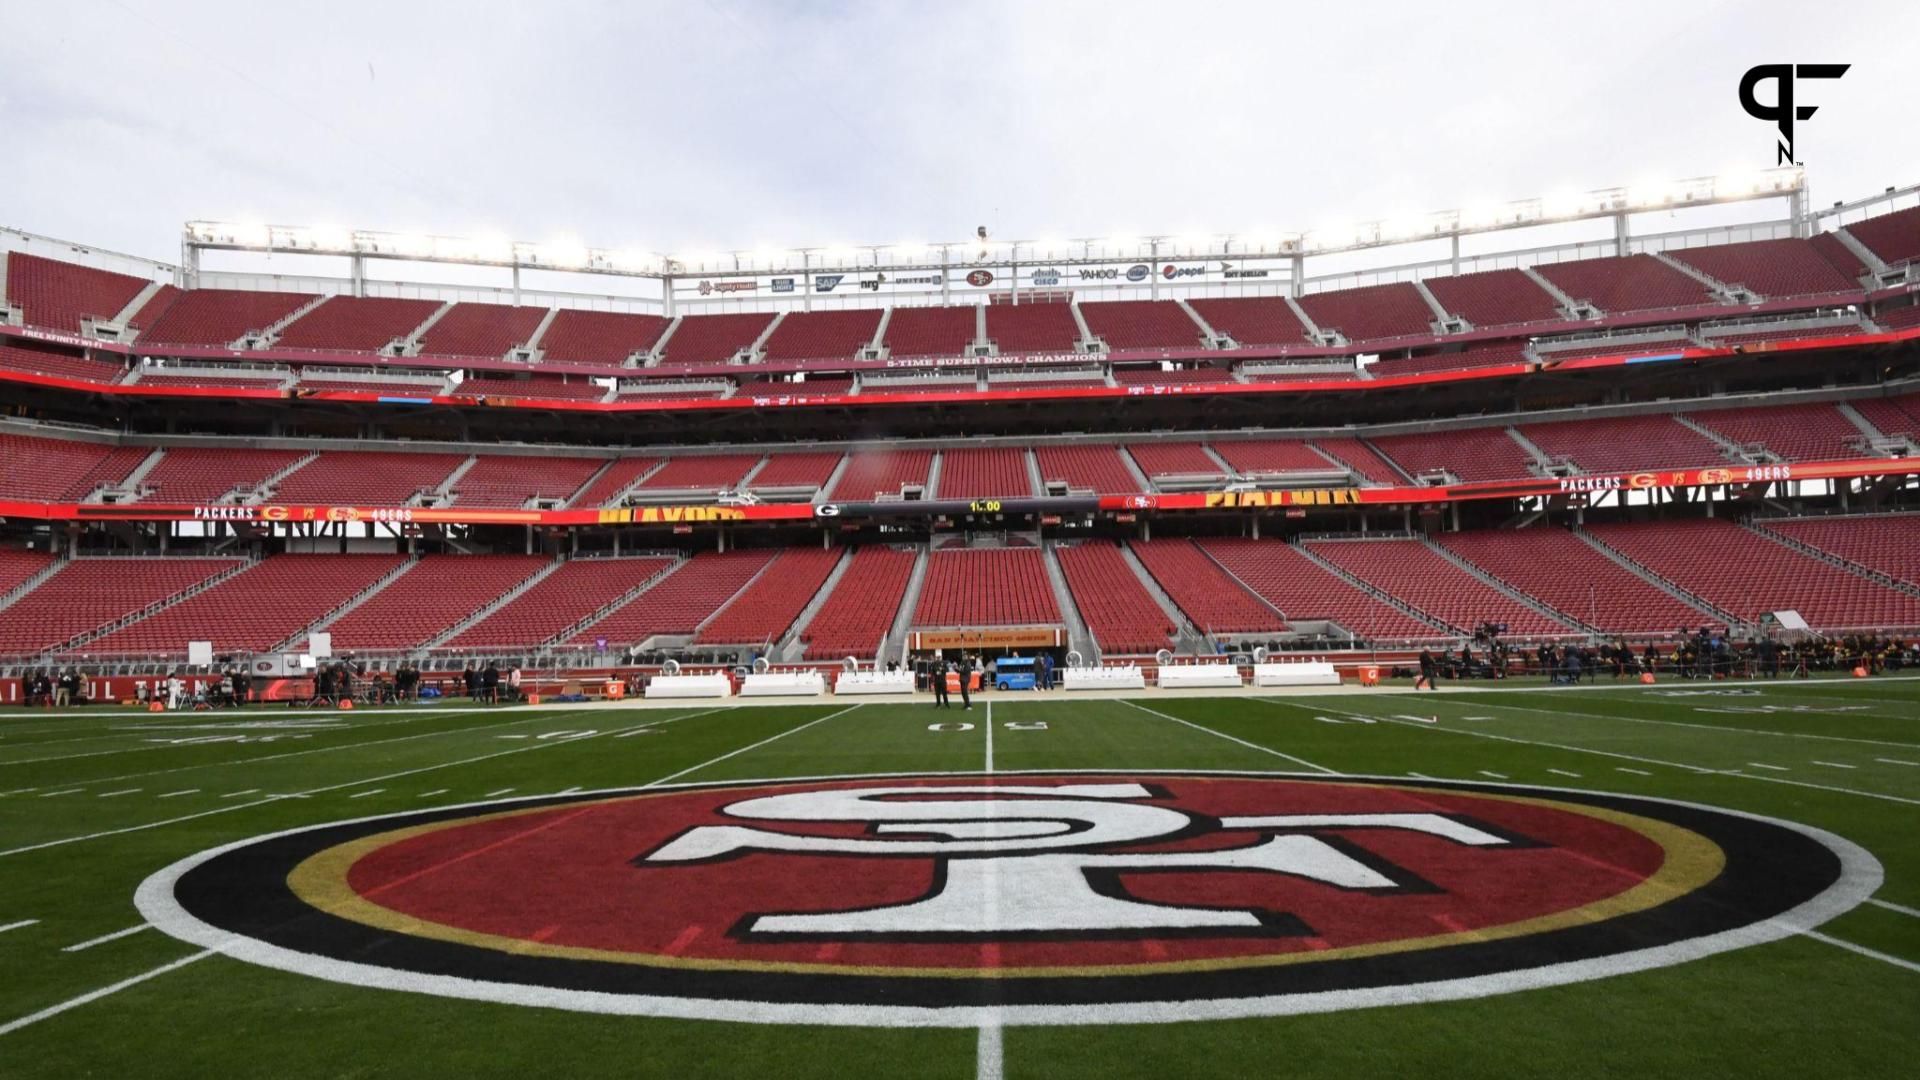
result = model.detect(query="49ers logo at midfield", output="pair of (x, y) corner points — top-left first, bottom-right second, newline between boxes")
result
(137, 773), (1877, 1026)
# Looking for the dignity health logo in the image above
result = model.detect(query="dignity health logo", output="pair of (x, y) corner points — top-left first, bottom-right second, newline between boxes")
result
(1739, 64), (1848, 165)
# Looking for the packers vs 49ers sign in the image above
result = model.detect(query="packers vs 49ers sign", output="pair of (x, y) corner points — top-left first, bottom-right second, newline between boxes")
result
(137, 772), (1877, 1026)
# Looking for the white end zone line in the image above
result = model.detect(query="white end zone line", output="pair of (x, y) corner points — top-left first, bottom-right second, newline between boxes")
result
(643, 704), (863, 789)
(1122, 700), (1339, 775)
(985, 701), (994, 773)
(976, 1017), (1005, 1080)
(62, 924), (151, 952)
(1796, 929), (1920, 975)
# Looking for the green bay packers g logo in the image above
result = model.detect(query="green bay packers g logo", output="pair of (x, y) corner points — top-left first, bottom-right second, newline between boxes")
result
(138, 773), (1878, 1026)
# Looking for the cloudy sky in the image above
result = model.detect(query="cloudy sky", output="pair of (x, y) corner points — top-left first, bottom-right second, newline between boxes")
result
(2, 0), (1913, 266)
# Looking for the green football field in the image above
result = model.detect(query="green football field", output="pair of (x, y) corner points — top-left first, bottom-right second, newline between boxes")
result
(2, 679), (1917, 1079)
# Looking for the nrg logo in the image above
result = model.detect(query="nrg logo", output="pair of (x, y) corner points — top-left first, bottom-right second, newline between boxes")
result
(1739, 64), (1849, 165)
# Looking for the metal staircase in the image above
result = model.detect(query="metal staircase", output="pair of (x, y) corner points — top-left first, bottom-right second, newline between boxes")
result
(1571, 528), (1748, 628)
(1419, 537), (1600, 634)
(1040, 542), (1096, 661)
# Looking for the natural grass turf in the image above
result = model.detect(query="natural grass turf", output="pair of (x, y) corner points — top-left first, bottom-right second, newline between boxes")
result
(0, 680), (1916, 1078)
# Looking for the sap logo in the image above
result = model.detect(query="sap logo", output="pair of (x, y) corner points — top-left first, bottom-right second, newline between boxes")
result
(1161, 264), (1206, 279)
(814, 275), (845, 293)
(770, 277), (795, 294)
(1739, 64), (1848, 165)
(1078, 268), (1119, 280)
(1125, 264), (1150, 282)
(1031, 268), (1063, 287)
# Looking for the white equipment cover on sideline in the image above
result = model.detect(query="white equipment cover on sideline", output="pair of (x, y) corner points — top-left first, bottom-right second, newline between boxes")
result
(644, 674), (733, 699)
(1157, 663), (1243, 689)
(1252, 661), (1340, 687)
(740, 671), (827, 697)
(1063, 665), (1147, 691)
(834, 671), (916, 696)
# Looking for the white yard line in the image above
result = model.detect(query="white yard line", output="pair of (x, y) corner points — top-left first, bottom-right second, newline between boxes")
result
(643, 704), (864, 789)
(1616, 768), (1652, 776)
(418, 789), (449, 798)
(1868, 898), (1920, 919)
(1444, 698), (1920, 749)
(1546, 769), (1582, 778)
(1127, 700), (1340, 775)
(0, 920), (38, 935)
(1811, 761), (1856, 770)
(0, 949), (216, 1037)
(484, 788), (515, 797)
(219, 789), (260, 799)
(156, 790), (198, 799)
(985, 701), (994, 773)
(0, 707), (734, 860)
(348, 789), (386, 799)
(96, 789), (141, 798)
(1478, 770), (1508, 779)
(1799, 929), (1920, 975)
(1877, 758), (1920, 767)
(976, 1017), (1005, 1080)
(39, 789), (82, 798)
(61, 924), (151, 953)
(1747, 763), (1791, 772)
(1351, 706), (1920, 807)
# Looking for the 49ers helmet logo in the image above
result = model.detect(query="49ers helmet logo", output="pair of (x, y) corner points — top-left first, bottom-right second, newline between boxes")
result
(137, 773), (1878, 1027)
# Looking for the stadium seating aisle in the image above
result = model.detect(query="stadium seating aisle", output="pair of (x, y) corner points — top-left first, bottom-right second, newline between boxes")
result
(1519, 415), (1728, 473)
(273, 296), (442, 353)
(566, 457), (660, 507)
(748, 451), (846, 491)
(912, 548), (1060, 627)
(1079, 300), (1206, 350)
(0, 342), (126, 383)
(4, 252), (153, 334)
(632, 454), (762, 492)
(451, 456), (603, 507)
(538, 309), (672, 366)
(272, 451), (466, 505)
(1369, 428), (1536, 482)
(1668, 238), (1861, 299)
(695, 547), (842, 645)
(1034, 445), (1144, 494)
(1421, 269), (1564, 329)
(885, 306), (979, 358)
(936, 448), (1034, 499)
(1296, 283), (1437, 342)
(1585, 518), (1920, 630)
(87, 554), (407, 655)
(0, 434), (147, 502)
(137, 448), (306, 504)
(1210, 440), (1341, 475)
(761, 309), (882, 362)
(1199, 539), (1438, 640)
(324, 554), (552, 650)
(1129, 539), (1286, 634)
(829, 449), (933, 500)
(1532, 254), (1716, 315)
(1056, 542), (1176, 653)
(416, 302), (545, 359)
(800, 547), (916, 659)
(572, 549), (778, 646)
(658, 312), (775, 364)
(138, 289), (316, 347)
(1849, 393), (1920, 439)
(1126, 442), (1225, 480)
(1187, 297), (1309, 346)
(1310, 438), (1407, 485)
(984, 303), (1080, 353)
(1755, 515), (1920, 587)
(448, 558), (676, 648)
(0, 548), (57, 595)
(1687, 403), (1870, 461)
(0, 557), (242, 655)
(1304, 538), (1574, 636)
(1842, 204), (1920, 266)
(1435, 529), (1710, 633)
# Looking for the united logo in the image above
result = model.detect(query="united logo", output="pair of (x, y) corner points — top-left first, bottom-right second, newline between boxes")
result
(137, 772), (1877, 1026)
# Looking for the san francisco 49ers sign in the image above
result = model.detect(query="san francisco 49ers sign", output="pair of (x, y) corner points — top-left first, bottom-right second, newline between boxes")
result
(136, 772), (1878, 1026)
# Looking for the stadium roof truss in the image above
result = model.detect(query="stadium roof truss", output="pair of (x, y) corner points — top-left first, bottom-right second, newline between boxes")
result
(178, 168), (1815, 313)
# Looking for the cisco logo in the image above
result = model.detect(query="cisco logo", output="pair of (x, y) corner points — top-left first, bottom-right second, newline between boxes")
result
(1031, 268), (1063, 287)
